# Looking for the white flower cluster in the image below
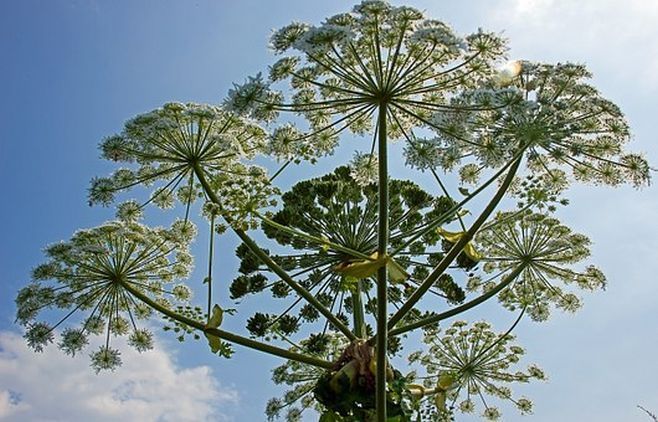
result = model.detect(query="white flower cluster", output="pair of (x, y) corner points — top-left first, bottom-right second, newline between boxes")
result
(476, 212), (606, 321)
(16, 221), (194, 372)
(90, 102), (278, 227)
(410, 320), (544, 421)
(424, 61), (651, 187)
(224, 0), (509, 164)
(349, 152), (378, 186)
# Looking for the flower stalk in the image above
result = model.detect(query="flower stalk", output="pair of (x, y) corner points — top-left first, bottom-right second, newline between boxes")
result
(389, 263), (527, 336)
(387, 156), (523, 330)
(193, 163), (356, 341)
(375, 103), (389, 422)
(119, 276), (333, 369)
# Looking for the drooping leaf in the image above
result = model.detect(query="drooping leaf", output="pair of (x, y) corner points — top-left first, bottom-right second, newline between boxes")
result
(205, 333), (222, 354)
(205, 304), (225, 354)
(436, 228), (483, 262)
(334, 252), (409, 283)
(207, 304), (224, 328)
(434, 390), (447, 410)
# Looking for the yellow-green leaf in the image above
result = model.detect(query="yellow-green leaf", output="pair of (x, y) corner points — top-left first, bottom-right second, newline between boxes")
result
(205, 332), (223, 354)
(334, 252), (409, 283)
(320, 236), (331, 252)
(436, 227), (464, 244)
(407, 383), (426, 395)
(438, 373), (455, 390)
(434, 390), (447, 410)
(204, 304), (225, 354)
(386, 257), (409, 283)
(334, 252), (386, 279)
(207, 304), (223, 328)
(436, 228), (483, 262)
(463, 242), (483, 261)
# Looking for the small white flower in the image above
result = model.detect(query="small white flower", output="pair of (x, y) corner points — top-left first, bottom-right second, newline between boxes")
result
(349, 152), (378, 186)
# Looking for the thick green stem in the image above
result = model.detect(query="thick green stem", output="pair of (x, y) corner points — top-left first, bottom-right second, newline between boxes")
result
(375, 104), (389, 422)
(386, 157), (522, 331)
(391, 146), (527, 256)
(388, 264), (526, 336)
(352, 280), (366, 338)
(120, 279), (333, 369)
(233, 228), (356, 340)
(192, 164), (356, 341)
(206, 216), (215, 322)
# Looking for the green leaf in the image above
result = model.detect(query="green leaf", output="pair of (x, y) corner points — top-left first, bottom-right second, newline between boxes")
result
(207, 304), (223, 328)
(458, 187), (470, 196)
(204, 304), (226, 354)
(205, 332), (223, 354)
(334, 252), (409, 283)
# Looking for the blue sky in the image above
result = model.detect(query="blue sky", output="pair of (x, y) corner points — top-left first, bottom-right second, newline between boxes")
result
(1, 0), (657, 420)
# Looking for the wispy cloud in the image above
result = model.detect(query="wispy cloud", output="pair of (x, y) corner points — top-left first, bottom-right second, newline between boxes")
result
(486, 0), (658, 91)
(0, 330), (238, 421)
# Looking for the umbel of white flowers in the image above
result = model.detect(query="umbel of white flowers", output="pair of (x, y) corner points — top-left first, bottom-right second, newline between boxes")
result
(17, 1), (651, 421)
(17, 221), (195, 372)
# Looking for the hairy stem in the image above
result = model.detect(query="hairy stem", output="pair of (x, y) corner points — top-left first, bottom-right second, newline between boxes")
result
(388, 264), (526, 336)
(120, 279), (333, 369)
(376, 103), (389, 422)
(352, 280), (366, 338)
(193, 164), (356, 341)
(386, 157), (522, 330)
(206, 216), (215, 322)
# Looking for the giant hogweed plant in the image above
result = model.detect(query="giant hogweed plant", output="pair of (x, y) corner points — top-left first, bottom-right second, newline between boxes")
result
(16, 2), (650, 421)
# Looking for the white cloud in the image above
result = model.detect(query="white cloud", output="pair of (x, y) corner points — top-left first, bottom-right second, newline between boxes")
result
(486, 0), (658, 90)
(0, 330), (238, 421)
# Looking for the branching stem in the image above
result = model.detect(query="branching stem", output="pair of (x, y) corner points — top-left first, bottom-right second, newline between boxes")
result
(388, 264), (527, 336)
(193, 164), (356, 341)
(120, 278), (333, 369)
(386, 157), (523, 331)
